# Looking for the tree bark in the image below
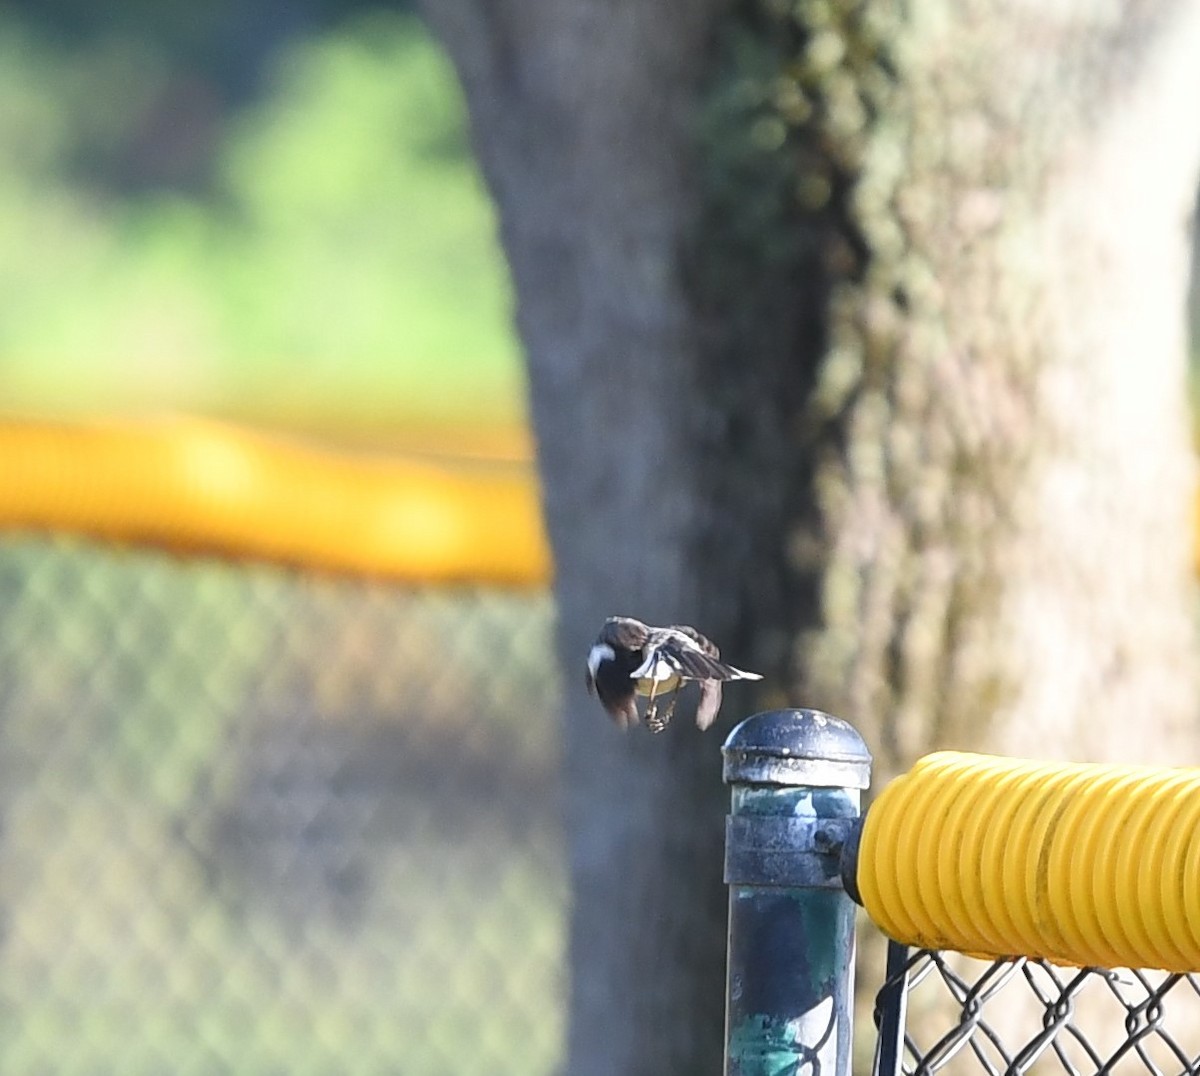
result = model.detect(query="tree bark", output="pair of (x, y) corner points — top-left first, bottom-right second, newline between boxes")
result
(417, 5), (749, 1072)
(421, 0), (1200, 1072)
(792, 0), (1200, 776)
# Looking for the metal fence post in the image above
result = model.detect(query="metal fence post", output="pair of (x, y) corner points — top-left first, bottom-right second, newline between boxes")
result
(722, 708), (872, 1076)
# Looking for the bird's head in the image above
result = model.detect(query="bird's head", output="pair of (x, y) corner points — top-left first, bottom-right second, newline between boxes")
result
(585, 641), (614, 696)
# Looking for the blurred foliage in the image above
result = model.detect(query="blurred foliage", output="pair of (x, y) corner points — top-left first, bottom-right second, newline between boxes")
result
(0, 6), (523, 437)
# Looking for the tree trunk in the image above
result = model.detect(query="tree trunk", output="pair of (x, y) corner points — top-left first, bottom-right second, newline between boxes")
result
(420, 0), (1200, 1072)
(794, 0), (1200, 779)
(417, 5), (752, 1072)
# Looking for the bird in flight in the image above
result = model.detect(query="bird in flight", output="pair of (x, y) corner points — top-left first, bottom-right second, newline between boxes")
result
(585, 616), (762, 732)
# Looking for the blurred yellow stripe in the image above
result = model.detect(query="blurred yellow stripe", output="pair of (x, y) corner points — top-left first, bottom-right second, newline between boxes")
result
(2, 417), (1196, 589)
(0, 417), (551, 586)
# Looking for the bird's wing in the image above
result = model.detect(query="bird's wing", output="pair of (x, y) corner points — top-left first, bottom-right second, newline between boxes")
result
(655, 627), (735, 680)
(695, 680), (723, 730)
(601, 617), (651, 651)
(665, 624), (762, 681)
(610, 694), (640, 729)
(668, 624), (720, 657)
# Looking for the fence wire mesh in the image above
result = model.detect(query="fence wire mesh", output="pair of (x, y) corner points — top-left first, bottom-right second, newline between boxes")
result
(873, 944), (1200, 1076)
(0, 536), (564, 1074)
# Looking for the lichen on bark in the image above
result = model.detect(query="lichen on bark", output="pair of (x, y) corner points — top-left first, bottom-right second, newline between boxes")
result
(701, 0), (1200, 778)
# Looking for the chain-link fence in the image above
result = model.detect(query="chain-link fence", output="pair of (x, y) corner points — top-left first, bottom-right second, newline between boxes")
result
(873, 943), (1200, 1075)
(0, 536), (564, 1073)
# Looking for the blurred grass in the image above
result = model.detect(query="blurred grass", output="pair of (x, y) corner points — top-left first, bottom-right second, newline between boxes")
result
(0, 537), (563, 1073)
(0, 9), (523, 441)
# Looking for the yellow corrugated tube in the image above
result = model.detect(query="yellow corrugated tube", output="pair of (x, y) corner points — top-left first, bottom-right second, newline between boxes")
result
(0, 416), (551, 585)
(857, 751), (1200, 972)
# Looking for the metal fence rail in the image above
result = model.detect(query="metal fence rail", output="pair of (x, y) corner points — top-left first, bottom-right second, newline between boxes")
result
(0, 536), (563, 1074)
(719, 710), (1200, 1076)
(873, 946), (1200, 1075)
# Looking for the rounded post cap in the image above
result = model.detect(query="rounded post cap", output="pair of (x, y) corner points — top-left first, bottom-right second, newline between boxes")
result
(722, 708), (871, 788)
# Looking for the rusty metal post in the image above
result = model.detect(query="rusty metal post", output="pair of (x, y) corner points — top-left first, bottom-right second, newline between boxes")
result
(722, 708), (871, 1076)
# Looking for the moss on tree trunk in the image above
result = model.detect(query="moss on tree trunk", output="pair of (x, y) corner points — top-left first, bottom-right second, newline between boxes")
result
(778, 0), (1200, 775)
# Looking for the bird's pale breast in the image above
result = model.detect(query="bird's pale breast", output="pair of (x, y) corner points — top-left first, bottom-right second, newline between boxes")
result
(634, 675), (682, 697)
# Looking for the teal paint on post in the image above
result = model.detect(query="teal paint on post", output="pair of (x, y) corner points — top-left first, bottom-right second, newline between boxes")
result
(722, 709), (871, 1076)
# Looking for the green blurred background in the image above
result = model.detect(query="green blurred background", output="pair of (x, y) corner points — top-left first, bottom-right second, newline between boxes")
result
(0, 4), (560, 1072)
(0, 0), (525, 447)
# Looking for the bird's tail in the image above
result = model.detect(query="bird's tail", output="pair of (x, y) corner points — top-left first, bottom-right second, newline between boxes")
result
(720, 663), (762, 682)
(642, 644), (761, 684)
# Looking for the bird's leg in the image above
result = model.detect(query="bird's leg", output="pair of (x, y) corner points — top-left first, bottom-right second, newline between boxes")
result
(645, 678), (665, 733)
(655, 689), (679, 732)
